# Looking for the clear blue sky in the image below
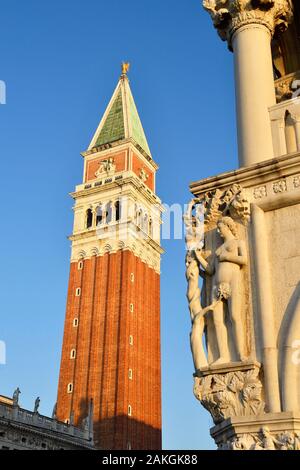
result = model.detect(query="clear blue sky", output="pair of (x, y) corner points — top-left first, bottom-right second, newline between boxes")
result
(0, 0), (237, 449)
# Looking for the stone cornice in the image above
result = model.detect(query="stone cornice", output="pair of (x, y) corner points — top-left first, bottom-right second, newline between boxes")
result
(0, 419), (94, 449)
(0, 405), (94, 450)
(71, 172), (162, 207)
(202, 0), (293, 49)
(190, 151), (300, 195)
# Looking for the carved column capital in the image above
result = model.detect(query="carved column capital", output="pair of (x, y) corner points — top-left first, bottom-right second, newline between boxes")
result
(203, 0), (293, 48)
(193, 363), (265, 425)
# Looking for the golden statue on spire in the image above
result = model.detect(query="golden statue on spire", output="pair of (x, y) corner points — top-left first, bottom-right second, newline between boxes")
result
(121, 62), (130, 75)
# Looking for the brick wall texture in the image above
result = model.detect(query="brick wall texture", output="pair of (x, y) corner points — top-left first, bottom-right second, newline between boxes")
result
(56, 250), (161, 450)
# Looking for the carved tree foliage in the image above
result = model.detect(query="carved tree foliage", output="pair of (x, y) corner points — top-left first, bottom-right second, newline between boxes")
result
(200, 183), (250, 230)
(194, 368), (265, 424)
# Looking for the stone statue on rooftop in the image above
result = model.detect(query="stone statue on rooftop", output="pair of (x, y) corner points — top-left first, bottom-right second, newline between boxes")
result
(13, 387), (21, 407)
(34, 397), (40, 414)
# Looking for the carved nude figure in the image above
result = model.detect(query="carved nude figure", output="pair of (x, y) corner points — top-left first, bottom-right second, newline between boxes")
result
(186, 251), (222, 370)
(185, 252), (208, 369)
(196, 216), (248, 364)
(184, 200), (208, 369)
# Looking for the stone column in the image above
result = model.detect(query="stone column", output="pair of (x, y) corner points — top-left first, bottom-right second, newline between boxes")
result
(203, 0), (293, 167)
(251, 203), (281, 413)
(233, 24), (275, 166)
(292, 115), (300, 151)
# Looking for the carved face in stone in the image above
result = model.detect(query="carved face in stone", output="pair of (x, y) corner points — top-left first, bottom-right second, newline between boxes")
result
(217, 221), (229, 239)
(217, 222), (232, 238)
(217, 217), (237, 239)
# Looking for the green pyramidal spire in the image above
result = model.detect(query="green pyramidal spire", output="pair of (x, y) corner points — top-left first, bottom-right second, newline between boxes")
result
(88, 69), (152, 158)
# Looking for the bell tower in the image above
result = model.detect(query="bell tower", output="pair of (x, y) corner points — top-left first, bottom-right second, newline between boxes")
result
(56, 65), (163, 450)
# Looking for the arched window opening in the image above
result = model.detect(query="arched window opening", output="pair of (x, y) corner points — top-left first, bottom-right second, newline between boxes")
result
(106, 202), (113, 224)
(70, 349), (76, 359)
(75, 287), (81, 297)
(143, 213), (148, 233)
(137, 209), (143, 227)
(96, 206), (103, 226)
(86, 208), (93, 229)
(115, 201), (121, 221)
(149, 218), (153, 238)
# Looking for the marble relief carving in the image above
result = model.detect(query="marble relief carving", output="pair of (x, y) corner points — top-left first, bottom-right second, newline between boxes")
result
(193, 368), (265, 424)
(184, 184), (251, 370)
(275, 72), (300, 103)
(273, 179), (287, 193)
(293, 175), (300, 188)
(229, 428), (300, 450)
(202, 0), (293, 45)
(95, 157), (116, 178)
(253, 186), (267, 199)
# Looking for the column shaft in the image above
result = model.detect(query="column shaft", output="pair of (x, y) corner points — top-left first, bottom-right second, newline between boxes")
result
(233, 24), (276, 167)
(251, 204), (281, 413)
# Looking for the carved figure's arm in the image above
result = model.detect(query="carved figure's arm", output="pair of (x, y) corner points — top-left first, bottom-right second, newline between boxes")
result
(194, 250), (215, 275)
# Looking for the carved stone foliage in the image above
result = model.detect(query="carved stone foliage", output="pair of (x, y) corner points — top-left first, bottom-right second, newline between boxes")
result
(200, 183), (250, 230)
(273, 179), (287, 193)
(294, 176), (300, 188)
(139, 168), (149, 183)
(230, 433), (257, 450)
(275, 71), (300, 103)
(194, 368), (265, 424)
(228, 429), (300, 450)
(202, 0), (293, 47)
(253, 185), (267, 199)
